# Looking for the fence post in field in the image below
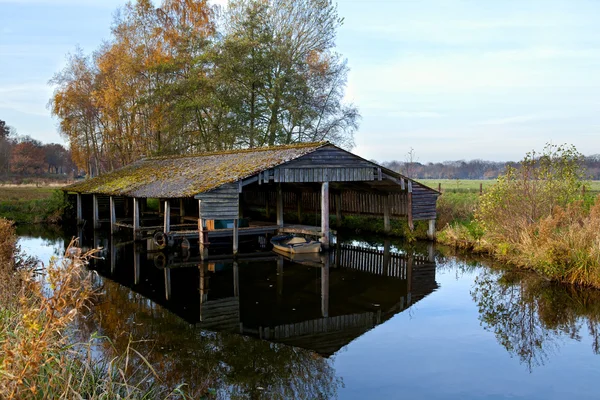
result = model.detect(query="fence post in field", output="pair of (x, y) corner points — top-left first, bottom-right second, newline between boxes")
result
(480, 182), (483, 195)
(438, 182), (441, 193)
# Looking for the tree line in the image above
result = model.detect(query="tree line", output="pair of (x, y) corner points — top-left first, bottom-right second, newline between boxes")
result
(0, 119), (75, 178)
(50, 0), (358, 177)
(382, 156), (600, 180)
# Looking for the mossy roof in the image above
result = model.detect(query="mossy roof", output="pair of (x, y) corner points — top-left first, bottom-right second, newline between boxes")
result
(63, 142), (328, 198)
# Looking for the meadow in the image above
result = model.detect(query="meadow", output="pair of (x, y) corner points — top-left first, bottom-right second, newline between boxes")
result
(0, 186), (65, 224)
(419, 179), (600, 194)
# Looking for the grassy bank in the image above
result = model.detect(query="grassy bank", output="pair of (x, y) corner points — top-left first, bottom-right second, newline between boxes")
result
(0, 219), (188, 398)
(419, 178), (600, 194)
(436, 145), (600, 288)
(0, 187), (66, 224)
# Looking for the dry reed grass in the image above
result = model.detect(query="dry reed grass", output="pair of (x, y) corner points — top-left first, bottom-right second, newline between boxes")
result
(0, 220), (189, 399)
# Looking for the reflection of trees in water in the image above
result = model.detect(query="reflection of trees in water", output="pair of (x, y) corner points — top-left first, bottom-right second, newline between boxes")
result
(77, 277), (341, 399)
(472, 269), (600, 371)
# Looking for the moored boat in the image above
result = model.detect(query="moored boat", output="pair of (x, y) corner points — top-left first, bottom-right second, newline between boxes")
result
(270, 234), (321, 254)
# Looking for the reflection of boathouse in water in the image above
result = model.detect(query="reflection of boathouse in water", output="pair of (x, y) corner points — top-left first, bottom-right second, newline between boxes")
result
(63, 142), (439, 257)
(90, 237), (438, 357)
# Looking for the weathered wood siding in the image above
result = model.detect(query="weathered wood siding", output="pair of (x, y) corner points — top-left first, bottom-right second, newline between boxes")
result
(243, 190), (411, 218)
(266, 146), (378, 183)
(195, 183), (239, 220)
(411, 182), (438, 221)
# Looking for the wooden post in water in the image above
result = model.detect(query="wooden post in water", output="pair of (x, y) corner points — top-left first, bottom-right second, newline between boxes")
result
(427, 219), (436, 240)
(233, 218), (239, 256)
(321, 182), (330, 249)
(383, 194), (391, 233)
(407, 181), (414, 231)
(163, 200), (170, 233)
(109, 196), (116, 235)
(335, 193), (342, 227)
(133, 197), (140, 240)
(383, 240), (391, 277)
(233, 261), (239, 297)
(276, 184), (284, 227)
(76, 193), (83, 225)
(92, 194), (99, 229)
(179, 198), (185, 224)
(134, 242), (141, 285)
(164, 268), (171, 301)
(407, 254), (413, 306)
(296, 192), (303, 224)
(198, 200), (206, 260)
(321, 255), (330, 318)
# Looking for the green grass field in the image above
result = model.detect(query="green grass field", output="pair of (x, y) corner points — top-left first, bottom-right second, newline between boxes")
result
(0, 186), (65, 224)
(418, 179), (600, 193)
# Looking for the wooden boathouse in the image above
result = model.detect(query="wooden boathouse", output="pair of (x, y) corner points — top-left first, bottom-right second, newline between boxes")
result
(63, 142), (439, 256)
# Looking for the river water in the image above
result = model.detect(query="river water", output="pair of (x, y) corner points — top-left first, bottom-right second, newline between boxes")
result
(16, 225), (600, 399)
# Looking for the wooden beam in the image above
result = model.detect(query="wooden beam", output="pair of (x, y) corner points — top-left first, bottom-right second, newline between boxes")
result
(427, 219), (436, 240)
(76, 193), (82, 225)
(321, 182), (330, 249)
(133, 197), (141, 240)
(233, 218), (239, 256)
(276, 184), (284, 227)
(407, 181), (414, 231)
(109, 196), (116, 235)
(92, 194), (99, 229)
(383, 194), (391, 233)
(163, 200), (170, 233)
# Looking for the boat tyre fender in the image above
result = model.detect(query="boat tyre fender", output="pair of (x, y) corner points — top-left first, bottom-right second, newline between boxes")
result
(153, 231), (168, 249)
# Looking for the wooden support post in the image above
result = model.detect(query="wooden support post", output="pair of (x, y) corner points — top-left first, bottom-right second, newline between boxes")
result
(198, 200), (206, 260)
(407, 254), (413, 306)
(92, 194), (99, 229)
(265, 195), (271, 219)
(427, 242), (435, 262)
(179, 198), (185, 224)
(438, 182), (441, 193)
(233, 261), (239, 297)
(321, 254), (330, 318)
(276, 184), (283, 227)
(233, 218), (239, 256)
(335, 193), (342, 227)
(407, 181), (414, 231)
(383, 194), (391, 233)
(76, 193), (82, 225)
(110, 238), (116, 275)
(133, 197), (140, 240)
(163, 200), (170, 233)
(427, 219), (436, 240)
(134, 242), (140, 285)
(479, 182), (483, 195)
(199, 264), (206, 321)
(296, 192), (303, 224)
(321, 182), (330, 249)
(383, 240), (391, 276)
(164, 268), (171, 301)
(109, 196), (117, 235)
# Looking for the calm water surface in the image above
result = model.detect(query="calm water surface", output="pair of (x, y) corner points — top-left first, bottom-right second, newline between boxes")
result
(17, 226), (600, 399)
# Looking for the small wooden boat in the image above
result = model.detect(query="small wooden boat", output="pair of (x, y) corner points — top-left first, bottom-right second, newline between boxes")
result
(270, 234), (321, 254)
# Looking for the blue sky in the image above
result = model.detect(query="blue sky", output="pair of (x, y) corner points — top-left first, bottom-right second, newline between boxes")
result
(1, 0), (599, 162)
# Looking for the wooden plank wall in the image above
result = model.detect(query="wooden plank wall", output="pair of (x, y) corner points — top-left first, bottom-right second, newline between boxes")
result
(196, 183), (239, 220)
(243, 190), (411, 218)
(411, 182), (438, 221)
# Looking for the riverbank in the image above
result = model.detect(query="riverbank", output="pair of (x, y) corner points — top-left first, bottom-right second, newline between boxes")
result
(0, 187), (66, 224)
(0, 218), (190, 399)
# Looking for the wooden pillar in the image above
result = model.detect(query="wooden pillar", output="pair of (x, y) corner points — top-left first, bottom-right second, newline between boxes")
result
(110, 238), (116, 275)
(92, 194), (99, 229)
(427, 242), (435, 262)
(265, 195), (271, 219)
(427, 219), (436, 240)
(179, 198), (185, 224)
(407, 254), (413, 306)
(198, 200), (206, 260)
(199, 264), (206, 321)
(164, 268), (171, 301)
(134, 242), (141, 285)
(407, 180), (414, 231)
(163, 200), (170, 233)
(321, 182), (330, 249)
(335, 193), (342, 227)
(233, 261), (239, 297)
(109, 196), (117, 235)
(233, 218), (239, 256)
(296, 192), (303, 224)
(383, 240), (391, 277)
(383, 194), (391, 233)
(76, 193), (82, 225)
(276, 184), (284, 227)
(133, 197), (140, 240)
(321, 254), (330, 318)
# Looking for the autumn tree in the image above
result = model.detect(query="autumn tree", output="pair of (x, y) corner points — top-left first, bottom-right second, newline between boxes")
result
(10, 137), (46, 175)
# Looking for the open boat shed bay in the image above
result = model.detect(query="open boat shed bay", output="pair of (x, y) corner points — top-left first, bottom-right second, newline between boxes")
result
(63, 142), (439, 256)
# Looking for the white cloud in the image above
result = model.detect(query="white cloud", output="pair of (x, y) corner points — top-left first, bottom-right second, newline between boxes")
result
(0, 83), (52, 117)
